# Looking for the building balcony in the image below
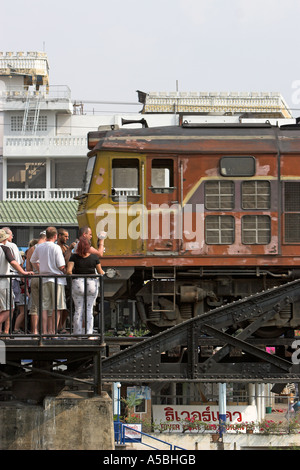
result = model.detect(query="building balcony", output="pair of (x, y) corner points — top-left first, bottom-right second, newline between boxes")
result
(0, 85), (73, 113)
(1, 85), (70, 100)
(0, 85), (71, 106)
(4, 135), (88, 157)
(5, 188), (81, 201)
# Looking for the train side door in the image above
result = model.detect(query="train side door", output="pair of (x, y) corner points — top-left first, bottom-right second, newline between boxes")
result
(94, 154), (147, 256)
(146, 156), (180, 253)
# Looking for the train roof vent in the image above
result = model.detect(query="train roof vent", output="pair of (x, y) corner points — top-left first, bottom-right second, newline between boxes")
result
(97, 124), (120, 131)
(181, 120), (273, 129)
(121, 118), (148, 128)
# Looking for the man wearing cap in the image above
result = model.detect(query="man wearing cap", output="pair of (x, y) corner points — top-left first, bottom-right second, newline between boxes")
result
(0, 229), (32, 333)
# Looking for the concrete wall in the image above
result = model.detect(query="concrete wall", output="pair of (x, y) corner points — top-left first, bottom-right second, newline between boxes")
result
(127, 432), (300, 451)
(0, 391), (115, 450)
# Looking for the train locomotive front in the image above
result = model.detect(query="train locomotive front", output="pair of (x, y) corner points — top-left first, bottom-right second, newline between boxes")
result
(76, 122), (300, 336)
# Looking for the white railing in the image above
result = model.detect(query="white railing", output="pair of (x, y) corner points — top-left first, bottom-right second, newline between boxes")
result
(5, 188), (81, 200)
(1, 85), (71, 101)
(0, 51), (48, 71)
(143, 91), (292, 118)
(112, 188), (139, 197)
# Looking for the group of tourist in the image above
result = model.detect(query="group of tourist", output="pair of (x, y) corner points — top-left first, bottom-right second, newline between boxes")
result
(0, 225), (106, 337)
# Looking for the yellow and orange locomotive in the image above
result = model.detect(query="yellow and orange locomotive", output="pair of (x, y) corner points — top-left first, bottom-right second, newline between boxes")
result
(77, 121), (300, 335)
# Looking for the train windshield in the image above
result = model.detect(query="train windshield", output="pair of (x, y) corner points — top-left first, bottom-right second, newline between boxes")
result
(82, 156), (96, 193)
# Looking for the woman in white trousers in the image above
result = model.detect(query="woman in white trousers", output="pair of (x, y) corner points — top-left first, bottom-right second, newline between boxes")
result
(67, 237), (103, 336)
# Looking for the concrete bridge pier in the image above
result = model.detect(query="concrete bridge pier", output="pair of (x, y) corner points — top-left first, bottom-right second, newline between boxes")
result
(0, 390), (115, 450)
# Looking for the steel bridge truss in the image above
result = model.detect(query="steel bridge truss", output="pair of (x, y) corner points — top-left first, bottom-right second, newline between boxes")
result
(102, 279), (300, 384)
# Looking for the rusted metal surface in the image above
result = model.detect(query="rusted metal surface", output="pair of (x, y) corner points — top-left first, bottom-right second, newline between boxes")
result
(88, 124), (282, 155)
(79, 122), (300, 332)
(84, 123), (300, 263)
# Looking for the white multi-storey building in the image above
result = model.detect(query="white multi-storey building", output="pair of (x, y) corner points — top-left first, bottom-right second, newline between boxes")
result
(0, 51), (87, 245)
(0, 51), (294, 248)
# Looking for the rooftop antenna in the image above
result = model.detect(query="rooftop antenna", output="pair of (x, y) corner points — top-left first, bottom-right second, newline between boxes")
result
(176, 80), (179, 92)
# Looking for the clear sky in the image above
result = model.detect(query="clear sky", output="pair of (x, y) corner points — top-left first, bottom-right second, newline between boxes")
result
(2, 0), (300, 115)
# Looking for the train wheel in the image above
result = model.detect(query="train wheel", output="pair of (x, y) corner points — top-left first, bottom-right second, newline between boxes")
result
(253, 327), (286, 338)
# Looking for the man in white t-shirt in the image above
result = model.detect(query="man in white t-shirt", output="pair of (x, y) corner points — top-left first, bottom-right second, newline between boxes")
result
(30, 226), (66, 335)
(26, 231), (47, 334)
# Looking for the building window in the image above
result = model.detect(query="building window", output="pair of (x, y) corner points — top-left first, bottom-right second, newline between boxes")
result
(11, 115), (48, 132)
(151, 159), (174, 193)
(205, 215), (235, 244)
(134, 400), (147, 413)
(205, 181), (234, 210)
(53, 159), (86, 188)
(242, 181), (270, 209)
(13, 227), (30, 248)
(7, 161), (46, 189)
(242, 215), (271, 244)
(220, 156), (255, 176)
(284, 182), (300, 243)
(10, 116), (23, 132)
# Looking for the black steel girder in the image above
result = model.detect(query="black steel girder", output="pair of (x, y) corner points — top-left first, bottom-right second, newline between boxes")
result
(102, 279), (300, 383)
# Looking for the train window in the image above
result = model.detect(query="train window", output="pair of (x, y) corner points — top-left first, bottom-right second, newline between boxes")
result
(242, 181), (270, 209)
(220, 156), (255, 176)
(205, 215), (235, 244)
(242, 215), (271, 244)
(284, 182), (300, 243)
(111, 158), (140, 201)
(151, 159), (174, 193)
(205, 181), (234, 210)
(82, 156), (96, 193)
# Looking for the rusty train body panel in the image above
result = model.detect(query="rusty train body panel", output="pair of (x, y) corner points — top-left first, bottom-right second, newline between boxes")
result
(77, 122), (300, 333)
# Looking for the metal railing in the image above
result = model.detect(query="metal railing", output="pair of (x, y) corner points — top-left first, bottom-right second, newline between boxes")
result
(115, 422), (186, 450)
(0, 273), (105, 344)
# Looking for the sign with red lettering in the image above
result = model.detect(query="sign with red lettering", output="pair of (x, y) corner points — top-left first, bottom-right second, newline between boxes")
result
(152, 405), (257, 433)
(123, 423), (142, 442)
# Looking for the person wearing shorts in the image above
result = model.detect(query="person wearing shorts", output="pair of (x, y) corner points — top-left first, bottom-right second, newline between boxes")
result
(0, 229), (33, 333)
(30, 227), (66, 335)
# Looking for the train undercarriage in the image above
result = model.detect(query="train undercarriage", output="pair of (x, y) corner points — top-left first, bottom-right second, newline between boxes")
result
(105, 266), (300, 337)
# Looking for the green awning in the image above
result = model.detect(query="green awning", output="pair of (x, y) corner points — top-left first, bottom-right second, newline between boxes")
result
(0, 200), (79, 225)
